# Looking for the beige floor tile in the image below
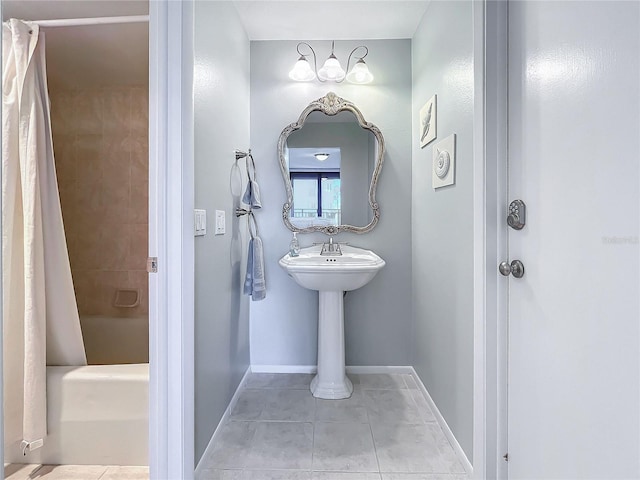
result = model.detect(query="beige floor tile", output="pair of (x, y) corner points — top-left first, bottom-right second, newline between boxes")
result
(5, 464), (150, 480)
(30, 464), (108, 479)
(5, 464), (44, 480)
(99, 465), (150, 479)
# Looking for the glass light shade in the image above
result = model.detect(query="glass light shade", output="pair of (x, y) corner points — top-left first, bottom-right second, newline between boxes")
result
(314, 153), (330, 161)
(289, 57), (316, 82)
(317, 55), (346, 82)
(346, 59), (374, 84)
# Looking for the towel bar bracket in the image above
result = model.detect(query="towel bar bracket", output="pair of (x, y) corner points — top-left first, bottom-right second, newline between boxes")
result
(235, 149), (250, 161)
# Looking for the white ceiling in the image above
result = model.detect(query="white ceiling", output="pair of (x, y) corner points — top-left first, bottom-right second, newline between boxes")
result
(2, 0), (429, 90)
(233, 1), (430, 41)
(2, 0), (149, 21)
(290, 147), (342, 171)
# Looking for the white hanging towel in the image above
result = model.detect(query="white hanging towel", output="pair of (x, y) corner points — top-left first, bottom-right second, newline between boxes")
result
(243, 214), (266, 301)
(2, 19), (87, 460)
(242, 179), (262, 209)
(241, 153), (262, 209)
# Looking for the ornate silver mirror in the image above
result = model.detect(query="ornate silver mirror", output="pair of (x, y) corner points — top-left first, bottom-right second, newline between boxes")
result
(278, 92), (385, 235)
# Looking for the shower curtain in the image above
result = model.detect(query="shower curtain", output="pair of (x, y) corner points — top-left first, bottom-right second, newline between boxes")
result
(2, 19), (86, 455)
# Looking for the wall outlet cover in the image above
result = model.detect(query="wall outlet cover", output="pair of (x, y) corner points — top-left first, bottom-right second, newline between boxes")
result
(432, 134), (456, 189)
(420, 94), (437, 148)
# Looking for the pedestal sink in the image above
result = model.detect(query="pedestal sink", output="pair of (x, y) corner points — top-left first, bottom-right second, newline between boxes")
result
(279, 244), (385, 399)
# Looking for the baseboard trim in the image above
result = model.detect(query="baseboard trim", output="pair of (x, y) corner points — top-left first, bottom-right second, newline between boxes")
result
(250, 365), (414, 375)
(194, 366), (251, 477)
(410, 367), (474, 475)
(250, 364), (317, 374)
(346, 365), (413, 374)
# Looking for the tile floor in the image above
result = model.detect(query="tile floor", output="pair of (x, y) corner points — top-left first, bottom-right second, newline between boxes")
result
(4, 464), (148, 479)
(197, 373), (468, 480)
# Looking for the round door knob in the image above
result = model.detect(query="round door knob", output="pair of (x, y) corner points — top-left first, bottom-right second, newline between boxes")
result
(499, 260), (525, 278)
(499, 261), (512, 276)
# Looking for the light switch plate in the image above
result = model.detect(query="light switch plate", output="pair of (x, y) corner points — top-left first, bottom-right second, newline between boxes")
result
(433, 133), (456, 189)
(194, 209), (206, 236)
(215, 210), (225, 235)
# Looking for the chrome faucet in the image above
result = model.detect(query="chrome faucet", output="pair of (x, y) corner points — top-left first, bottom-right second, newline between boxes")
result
(321, 237), (342, 256)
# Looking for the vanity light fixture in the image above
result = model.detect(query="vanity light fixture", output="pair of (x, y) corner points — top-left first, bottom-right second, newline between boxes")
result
(289, 41), (373, 85)
(289, 52), (316, 81)
(314, 153), (330, 161)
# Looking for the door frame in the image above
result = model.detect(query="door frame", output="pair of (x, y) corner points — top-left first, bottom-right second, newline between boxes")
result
(0, 1), (195, 478)
(149, 1), (195, 479)
(0, 0), (4, 476)
(162, 0), (511, 478)
(158, 2), (515, 477)
(472, 1), (509, 479)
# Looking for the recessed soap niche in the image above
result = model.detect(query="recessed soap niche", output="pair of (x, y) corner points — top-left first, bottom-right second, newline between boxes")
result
(114, 288), (141, 308)
(432, 133), (456, 189)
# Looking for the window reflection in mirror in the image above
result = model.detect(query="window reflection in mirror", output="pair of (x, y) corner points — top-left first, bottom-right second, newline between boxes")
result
(289, 147), (341, 226)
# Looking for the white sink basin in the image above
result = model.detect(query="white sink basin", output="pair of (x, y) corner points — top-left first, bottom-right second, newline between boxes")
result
(279, 244), (385, 292)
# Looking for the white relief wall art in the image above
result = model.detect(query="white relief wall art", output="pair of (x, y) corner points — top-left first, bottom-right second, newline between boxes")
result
(419, 94), (437, 148)
(432, 133), (456, 189)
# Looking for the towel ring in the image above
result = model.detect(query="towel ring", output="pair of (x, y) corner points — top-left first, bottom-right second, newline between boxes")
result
(247, 212), (259, 239)
(246, 152), (257, 183)
(230, 161), (243, 197)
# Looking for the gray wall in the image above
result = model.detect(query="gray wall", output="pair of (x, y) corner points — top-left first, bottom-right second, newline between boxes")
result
(411, 1), (475, 459)
(193, 2), (250, 465)
(249, 40), (412, 367)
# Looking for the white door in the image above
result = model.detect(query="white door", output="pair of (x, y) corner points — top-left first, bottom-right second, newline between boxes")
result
(506, 1), (640, 478)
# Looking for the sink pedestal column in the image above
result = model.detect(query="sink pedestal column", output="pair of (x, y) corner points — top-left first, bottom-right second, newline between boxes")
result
(311, 290), (353, 399)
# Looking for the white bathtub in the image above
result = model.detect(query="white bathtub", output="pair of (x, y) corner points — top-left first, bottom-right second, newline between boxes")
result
(14, 315), (150, 465)
(17, 363), (149, 466)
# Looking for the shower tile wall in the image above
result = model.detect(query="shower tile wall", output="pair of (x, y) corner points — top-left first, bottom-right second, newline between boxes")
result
(50, 86), (149, 317)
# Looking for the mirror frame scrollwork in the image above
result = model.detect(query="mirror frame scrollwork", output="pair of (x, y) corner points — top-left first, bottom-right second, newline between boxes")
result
(278, 92), (385, 235)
